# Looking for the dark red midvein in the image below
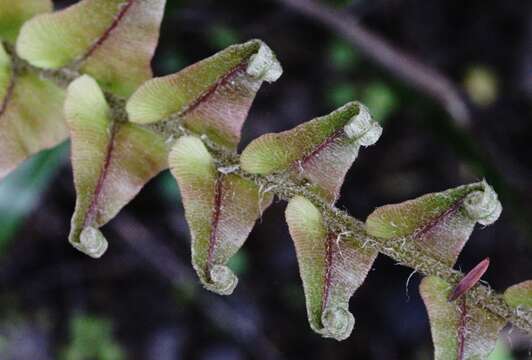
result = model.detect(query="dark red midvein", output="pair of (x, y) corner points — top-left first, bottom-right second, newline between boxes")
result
(180, 63), (247, 118)
(457, 297), (467, 360)
(298, 128), (343, 169)
(78, 0), (134, 63)
(0, 74), (15, 118)
(206, 174), (224, 278)
(321, 233), (336, 317)
(414, 197), (466, 240)
(83, 122), (118, 228)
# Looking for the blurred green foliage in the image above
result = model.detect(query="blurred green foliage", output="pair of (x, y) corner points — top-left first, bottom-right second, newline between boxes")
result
(361, 81), (398, 123)
(227, 251), (249, 275)
(61, 314), (124, 360)
(327, 81), (397, 123)
(158, 50), (186, 74)
(0, 142), (68, 255)
(158, 170), (181, 202)
(208, 24), (240, 50)
(488, 340), (514, 360)
(329, 39), (361, 71)
(327, 82), (358, 108)
(326, 38), (397, 123)
(464, 65), (498, 107)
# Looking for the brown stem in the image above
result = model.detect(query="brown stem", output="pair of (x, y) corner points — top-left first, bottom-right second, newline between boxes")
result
(4, 38), (531, 337)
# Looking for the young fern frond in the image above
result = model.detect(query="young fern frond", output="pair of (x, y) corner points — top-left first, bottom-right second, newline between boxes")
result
(0, 0), (530, 357)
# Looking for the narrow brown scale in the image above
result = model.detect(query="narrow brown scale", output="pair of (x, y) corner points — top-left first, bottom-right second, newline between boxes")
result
(449, 258), (490, 302)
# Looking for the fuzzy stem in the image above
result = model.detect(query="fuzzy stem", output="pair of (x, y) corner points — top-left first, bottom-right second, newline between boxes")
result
(5, 43), (531, 336)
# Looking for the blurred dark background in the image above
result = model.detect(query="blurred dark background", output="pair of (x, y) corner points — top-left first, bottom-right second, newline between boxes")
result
(1, 0), (531, 359)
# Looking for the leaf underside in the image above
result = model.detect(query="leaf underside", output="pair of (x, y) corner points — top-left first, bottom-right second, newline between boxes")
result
(65, 75), (167, 258)
(0, 43), (67, 180)
(0, 0), (52, 43)
(0, 0), (515, 349)
(420, 276), (505, 360)
(17, 0), (166, 96)
(504, 280), (532, 309)
(366, 180), (502, 266)
(241, 102), (382, 203)
(169, 136), (273, 295)
(286, 196), (377, 340)
(127, 39), (282, 149)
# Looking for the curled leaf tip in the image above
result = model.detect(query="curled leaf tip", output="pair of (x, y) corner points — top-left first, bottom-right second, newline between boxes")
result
(320, 306), (355, 341)
(366, 181), (503, 267)
(73, 226), (108, 258)
(464, 180), (502, 226)
(286, 196), (376, 341)
(343, 103), (382, 146)
(204, 264), (238, 295)
(170, 136), (271, 297)
(246, 41), (283, 83)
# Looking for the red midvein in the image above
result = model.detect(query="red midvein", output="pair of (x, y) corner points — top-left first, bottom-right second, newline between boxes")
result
(321, 233), (336, 317)
(414, 197), (465, 240)
(83, 121), (118, 227)
(299, 128), (343, 169)
(206, 175), (224, 278)
(79, 0), (134, 63)
(0, 74), (15, 118)
(180, 63), (247, 118)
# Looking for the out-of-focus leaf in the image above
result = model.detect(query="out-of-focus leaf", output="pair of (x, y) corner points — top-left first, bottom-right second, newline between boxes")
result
(327, 82), (357, 108)
(61, 314), (124, 360)
(127, 40), (282, 149)
(285, 196), (377, 340)
(420, 276), (505, 360)
(464, 66), (498, 107)
(17, 0), (166, 96)
(366, 180), (502, 266)
(65, 75), (167, 258)
(0, 43), (67, 180)
(361, 81), (397, 123)
(488, 340), (514, 360)
(329, 39), (360, 71)
(0, 0), (52, 43)
(227, 251), (249, 276)
(241, 102), (382, 203)
(156, 50), (186, 74)
(209, 25), (240, 50)
(0, 142), (67, 254)
(158, 170), (181, 202)
(169, 136), (272, 295)
(504, 280), (532, 309)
